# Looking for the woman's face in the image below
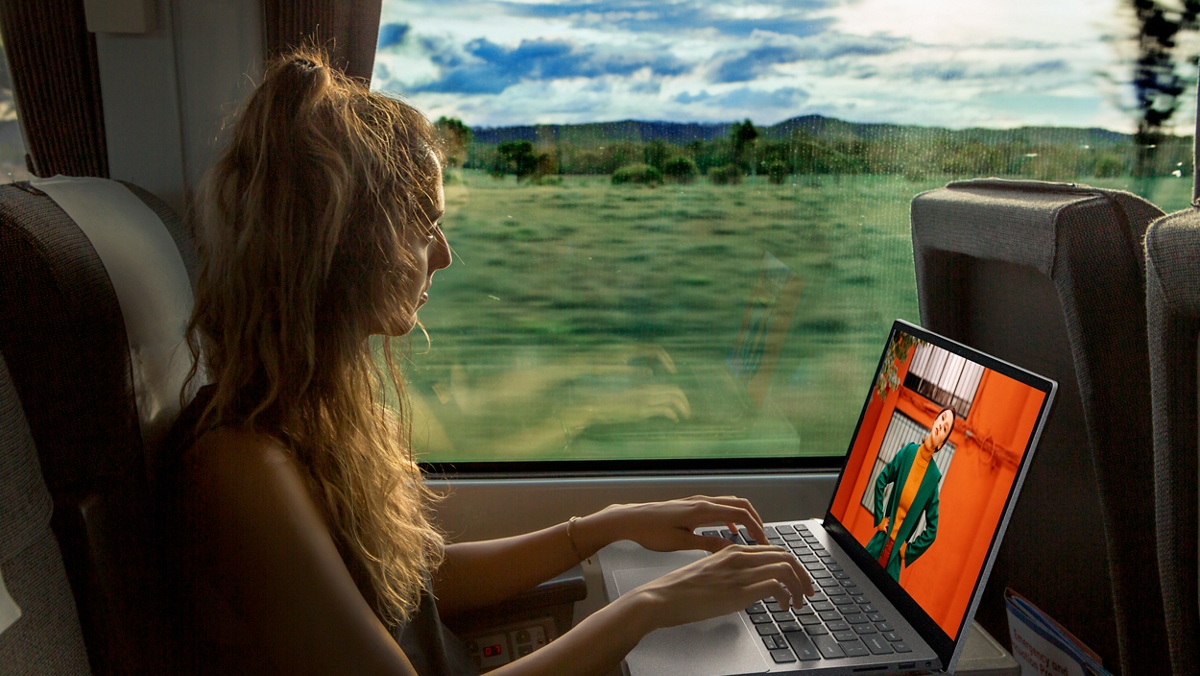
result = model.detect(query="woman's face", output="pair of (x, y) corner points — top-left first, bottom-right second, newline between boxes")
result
(927, 409), (954, 451)
(378, 169), (452, 336)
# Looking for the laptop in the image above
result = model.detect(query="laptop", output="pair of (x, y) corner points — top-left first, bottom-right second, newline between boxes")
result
(599, 319), (1057, 674)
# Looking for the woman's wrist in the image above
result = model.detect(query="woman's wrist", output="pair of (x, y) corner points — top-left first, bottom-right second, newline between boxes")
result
(571, 507), (618, 560)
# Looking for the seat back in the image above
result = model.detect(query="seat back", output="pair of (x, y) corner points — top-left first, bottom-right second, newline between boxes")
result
(1145, 208), (1200, 673)
(910, 178), (1168, 674)
(0, 178), (197, 674)
(0, 351), (91, 673)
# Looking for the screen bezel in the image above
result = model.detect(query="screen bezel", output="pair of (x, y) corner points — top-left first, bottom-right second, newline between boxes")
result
(820, 318), (1057, 669)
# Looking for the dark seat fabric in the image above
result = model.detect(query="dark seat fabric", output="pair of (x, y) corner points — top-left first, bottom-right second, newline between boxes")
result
(910, 179), (1168, 675)
(0, 179), (196, 674)
(1144, 211), (1200, 673)
(0, 352), (91, 674)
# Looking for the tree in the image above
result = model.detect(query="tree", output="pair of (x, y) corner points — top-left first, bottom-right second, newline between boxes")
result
(435, 117), (472, 168)
(730, 119), (759, 172)
(643, 139), (670, 170)
(662, 155), (699, 183)
(494, 140), (538, 181)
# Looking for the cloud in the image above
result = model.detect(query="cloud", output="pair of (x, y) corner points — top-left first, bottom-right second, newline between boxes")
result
(502, 0), (835, 38)
(910, 59), (1070, 82)
(712, 34), (908, 83)
(412, 37), (691, 94)
(674, 86), (810, 109)
(377, 22), (410, 49)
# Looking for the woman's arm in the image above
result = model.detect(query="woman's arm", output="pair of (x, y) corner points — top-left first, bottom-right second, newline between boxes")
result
(490, 544), (812, 676)
(433, 496), (773, 617)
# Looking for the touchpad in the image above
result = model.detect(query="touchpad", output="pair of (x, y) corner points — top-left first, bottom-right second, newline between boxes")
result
(613, 566), (770, 676)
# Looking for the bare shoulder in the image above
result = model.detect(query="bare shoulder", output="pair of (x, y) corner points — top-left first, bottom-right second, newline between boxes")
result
(181, 425), (319, 533)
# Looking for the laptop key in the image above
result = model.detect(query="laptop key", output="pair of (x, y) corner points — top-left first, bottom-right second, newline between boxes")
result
(782, 629), (821, 661)
(876, 623), (894, 633)
(825, 587), (847, 596)
(853, 625), (877, 635)
(805, 625), (829, 636)
(827, 621), (850, 632)
(844, 614), (869, 625)
(749, 613), (773, 625)
(778, 621), (802, 633)
(818, 611), (840, 622)
(817, 578), (840, 588)
(810, 570), (833, 579)
(868, 613), (885, 623)
(799, 614), (823, 626)
(772, 612), (794, 623)
(843, 640), (870, 657)
(831, 596), (855, 606)
(833, 630), (858, 642)
(746, 602), (766, 614)
(738, 527), (757, 545)
(859, 604), (876, 613)
(762, 635), (785, 650)
(852, 595), (869, 604)
(811, 635), (846, 659)
(811, 601), (834, 612)
(757, 624), (780, 636)
(865, 635), (895, 655)
(892, 641), (912, 653)
(770, 649), (797, 664)
(882, 632), (902, 642)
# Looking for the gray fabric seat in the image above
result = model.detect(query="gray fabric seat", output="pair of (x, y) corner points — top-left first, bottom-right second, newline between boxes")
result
(1144, 211), (1200, 673)
(910, 178), (1168, 675)
(0, 178), (197, 674)
(0, 352), (91, 673)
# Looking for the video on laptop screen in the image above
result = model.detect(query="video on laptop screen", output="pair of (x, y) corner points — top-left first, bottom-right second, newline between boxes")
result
(827, 328), (1048, 640)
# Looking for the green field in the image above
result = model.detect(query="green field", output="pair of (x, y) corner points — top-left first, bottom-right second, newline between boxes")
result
(402, 171), (1192, 464)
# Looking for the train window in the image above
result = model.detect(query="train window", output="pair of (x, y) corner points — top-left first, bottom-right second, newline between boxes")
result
(372, 0), (1195, 469)
(0, 33), (29, 182)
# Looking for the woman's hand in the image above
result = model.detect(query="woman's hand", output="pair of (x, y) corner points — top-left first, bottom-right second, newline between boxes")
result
(575, 495), (770, 557)
(624, 544), (816, 630)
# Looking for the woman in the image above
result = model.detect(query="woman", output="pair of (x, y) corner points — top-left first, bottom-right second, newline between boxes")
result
(864, 407), (954, 582)
(162, 49), (813, 675)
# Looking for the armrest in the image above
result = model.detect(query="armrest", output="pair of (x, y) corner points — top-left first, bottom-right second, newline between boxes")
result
(442, 565), (587, 639)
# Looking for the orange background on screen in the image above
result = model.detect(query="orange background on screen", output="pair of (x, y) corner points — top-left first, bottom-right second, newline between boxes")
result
(829, 345), (1045, 638)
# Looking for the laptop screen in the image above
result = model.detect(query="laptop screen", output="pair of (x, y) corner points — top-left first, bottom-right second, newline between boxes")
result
(823, 320), (1055, 665)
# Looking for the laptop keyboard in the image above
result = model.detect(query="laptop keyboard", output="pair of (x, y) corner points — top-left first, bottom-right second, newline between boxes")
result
(704, 523), (913, 665)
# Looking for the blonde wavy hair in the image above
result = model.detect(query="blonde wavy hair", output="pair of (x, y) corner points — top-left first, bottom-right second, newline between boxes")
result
(185, 47), (444, 626)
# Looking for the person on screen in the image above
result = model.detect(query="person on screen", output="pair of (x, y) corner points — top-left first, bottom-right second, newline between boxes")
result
(157, 48), (813, 676)
(865, 407), (955, 582)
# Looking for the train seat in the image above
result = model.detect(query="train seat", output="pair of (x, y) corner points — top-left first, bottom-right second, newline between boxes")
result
(910, 178), (1169, 674)
(1144, 210), (1200, 673)
(0, 350), (91, 673)
(0, 177), (196, 674)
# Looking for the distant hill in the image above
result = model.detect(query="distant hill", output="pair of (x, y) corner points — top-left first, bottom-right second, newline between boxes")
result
(470, 115), (1141, 148)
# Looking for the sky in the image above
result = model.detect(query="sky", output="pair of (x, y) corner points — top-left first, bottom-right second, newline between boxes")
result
(372, 0), (1199, 133)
